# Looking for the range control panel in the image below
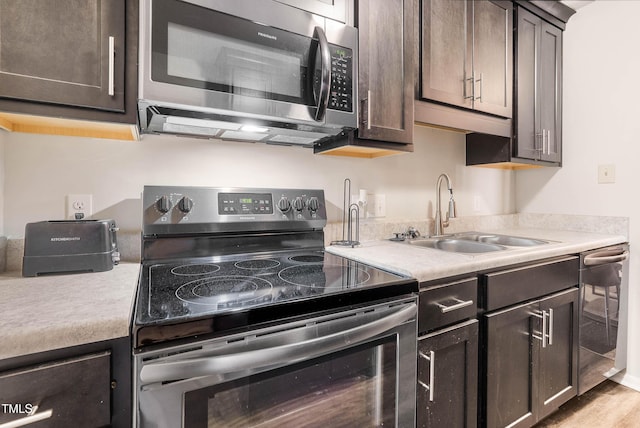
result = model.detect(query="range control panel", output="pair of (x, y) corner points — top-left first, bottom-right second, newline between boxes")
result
(143, 186), (327, 236)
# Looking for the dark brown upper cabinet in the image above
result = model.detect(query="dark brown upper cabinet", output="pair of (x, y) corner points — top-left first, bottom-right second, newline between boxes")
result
(466, 1), (575, 169)
(420, 0), (513, 118)
(316, 0), (414, 157)
(357, 0), (414, 145)
(514, 5), (563, 164)
(0, 0), (138, 138)
(0, 0), (124, 112)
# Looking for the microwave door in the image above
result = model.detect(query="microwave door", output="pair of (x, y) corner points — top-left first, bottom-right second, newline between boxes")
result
(309, 26), (331, 122)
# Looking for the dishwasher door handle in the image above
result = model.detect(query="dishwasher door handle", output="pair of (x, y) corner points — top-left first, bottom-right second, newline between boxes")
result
(584, 249), (629, 266)
(139, 303), (416, 385)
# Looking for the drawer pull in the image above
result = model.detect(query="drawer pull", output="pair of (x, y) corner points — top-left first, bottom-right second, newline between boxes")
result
(436, 298), (474, 314)
(0, 407), (53, 428)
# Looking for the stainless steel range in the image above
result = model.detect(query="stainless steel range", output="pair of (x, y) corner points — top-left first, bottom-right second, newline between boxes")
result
(132, 186), (418, 428)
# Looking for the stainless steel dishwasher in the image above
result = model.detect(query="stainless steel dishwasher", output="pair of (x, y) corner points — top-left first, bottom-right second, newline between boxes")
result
(578, 244), (629, 395)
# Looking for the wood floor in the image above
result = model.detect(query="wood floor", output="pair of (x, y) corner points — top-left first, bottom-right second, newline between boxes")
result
(534, 380), (640, 427)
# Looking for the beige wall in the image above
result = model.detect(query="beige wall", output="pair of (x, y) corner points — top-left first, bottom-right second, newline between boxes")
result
(2, 124), (514, 237)
(516, 0), (640, 388)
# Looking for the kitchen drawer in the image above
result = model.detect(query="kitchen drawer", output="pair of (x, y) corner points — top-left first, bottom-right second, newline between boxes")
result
(480, 256), (579, 311)
(0, 351), (111, 427)
(419, 277), (477, 333)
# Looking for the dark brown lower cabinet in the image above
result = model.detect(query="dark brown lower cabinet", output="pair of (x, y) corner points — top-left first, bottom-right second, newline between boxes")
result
(417, 319), (478, 428)
(0, 352), (111, 427)
(483, 287), (578, 428)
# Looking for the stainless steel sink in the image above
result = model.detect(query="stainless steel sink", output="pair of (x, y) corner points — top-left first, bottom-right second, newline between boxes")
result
(454, 232), (549, 247)
(408, 238), (507, 253)
(401, 231), (549, 254)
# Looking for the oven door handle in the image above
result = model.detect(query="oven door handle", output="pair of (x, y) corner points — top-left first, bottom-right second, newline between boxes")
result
(139, 302), (416, 385)
(584, 249), (629, 266)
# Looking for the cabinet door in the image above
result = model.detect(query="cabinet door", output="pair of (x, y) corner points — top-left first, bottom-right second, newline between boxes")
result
(417, 320), (478, 428)
(514, 7), (541, 160)
(420, 0), (471, 109)
(515, 6), (563, 164)
(471, 0), (512, 118)
(0, 0), (125, 112)
(358, 0), (414, 143)
(484, 300), (537, 428)
(0, 352), (111, 427)
(538, 22), (563, 163)
(537, 288), (578, 420)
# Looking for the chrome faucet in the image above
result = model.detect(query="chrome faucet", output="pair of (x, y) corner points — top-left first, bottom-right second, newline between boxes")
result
(434, 173), (457, 236)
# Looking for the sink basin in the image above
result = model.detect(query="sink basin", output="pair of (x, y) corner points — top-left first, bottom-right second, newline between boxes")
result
(454, 232), (549, 247)
(400, 232), (549, 254)
(408, 238), (507, 253)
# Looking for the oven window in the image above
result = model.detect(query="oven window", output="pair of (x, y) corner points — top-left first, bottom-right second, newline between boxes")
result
(184, 338), (398, 427)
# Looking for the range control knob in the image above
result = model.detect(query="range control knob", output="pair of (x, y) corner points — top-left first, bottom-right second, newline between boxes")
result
(307, 197), (319, 212)
(292, 197), (305, 212)
(277, 196), (291, 213)
(156, 195), (172, 214)
(178, 196), (194, 213)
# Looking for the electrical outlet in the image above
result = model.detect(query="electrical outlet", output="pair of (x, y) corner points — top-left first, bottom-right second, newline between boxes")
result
(367, 194), (386, 218)
(598, 164), (615, 184)
(66, 194), (93, 219)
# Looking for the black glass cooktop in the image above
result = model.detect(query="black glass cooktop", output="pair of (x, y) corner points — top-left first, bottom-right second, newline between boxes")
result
(134, 251), (412, 327)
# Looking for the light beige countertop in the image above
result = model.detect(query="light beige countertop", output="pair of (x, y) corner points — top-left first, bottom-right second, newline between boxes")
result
(0, 263), (140, 360)
(0, 226), (626, 361)
(326, 228), (627, 283)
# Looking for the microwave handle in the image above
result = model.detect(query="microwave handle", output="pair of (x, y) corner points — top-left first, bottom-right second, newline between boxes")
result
(312, 26), (332, 121)
(139, 302), (416, 385)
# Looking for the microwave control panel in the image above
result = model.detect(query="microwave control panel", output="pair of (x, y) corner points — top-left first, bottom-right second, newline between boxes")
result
(329, 45), (353, 113)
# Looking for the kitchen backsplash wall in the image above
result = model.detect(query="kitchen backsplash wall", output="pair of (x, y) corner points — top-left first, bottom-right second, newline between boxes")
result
(1, 124), (514, 238)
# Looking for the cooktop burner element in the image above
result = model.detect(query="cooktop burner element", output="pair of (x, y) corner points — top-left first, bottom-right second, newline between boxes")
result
(234, 259), (281, 270)
(133, 186), (416, 348)
(278, 264), (370, 288)
(136, 251), (400, 325)
(171, 264), (221, 276)
(175, 275), (273, 308)
(289, 254), (325, 263)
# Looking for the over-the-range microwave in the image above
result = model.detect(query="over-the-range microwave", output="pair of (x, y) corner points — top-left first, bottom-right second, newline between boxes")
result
(138, 0), (358, 147)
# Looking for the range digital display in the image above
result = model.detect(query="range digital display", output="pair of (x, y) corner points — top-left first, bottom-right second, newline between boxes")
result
(218, 193), (273, 215)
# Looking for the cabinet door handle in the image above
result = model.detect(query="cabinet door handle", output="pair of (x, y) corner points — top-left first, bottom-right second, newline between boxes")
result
(464, 72), (474, 100)
(418, 350), (435, 402)
(547, 308), (554, 346)
(108, 36), (115, 96)
(435, 298), (473, 313)
(532, 310), (548, 348)
(535, 132), (543, 158)
(475, 72), (483, 102)
(0, 407), (53, 428)
(361, 91), (371, 130)
(366, 90), (371, 130)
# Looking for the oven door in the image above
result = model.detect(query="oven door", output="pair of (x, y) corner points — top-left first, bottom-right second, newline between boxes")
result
(135, 297), (417, 427)
(140, 0), (355, 125)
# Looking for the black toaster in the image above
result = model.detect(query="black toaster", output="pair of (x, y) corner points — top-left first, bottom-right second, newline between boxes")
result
(22, 219), (120, 277)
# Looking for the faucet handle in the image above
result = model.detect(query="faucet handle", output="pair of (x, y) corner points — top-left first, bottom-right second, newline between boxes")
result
(406, 227), (421, 239)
